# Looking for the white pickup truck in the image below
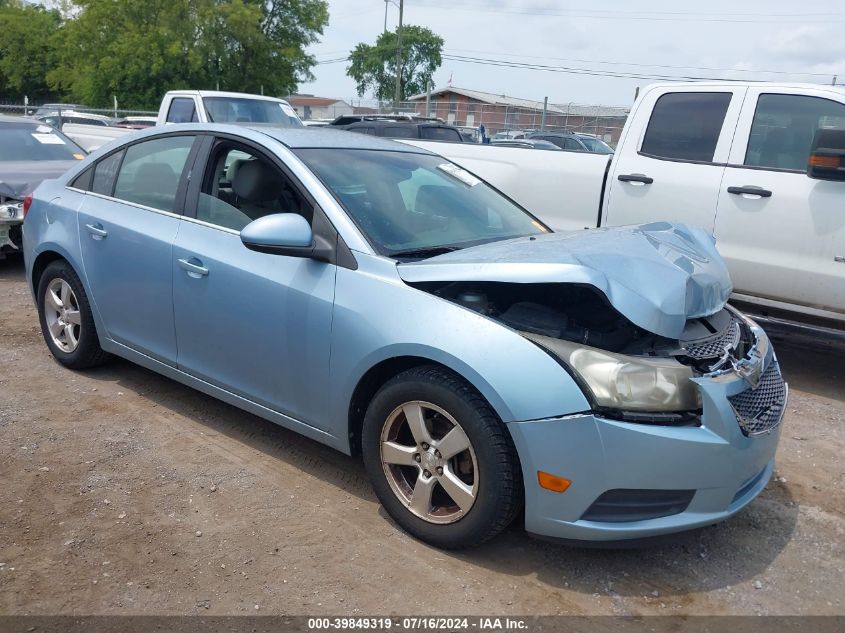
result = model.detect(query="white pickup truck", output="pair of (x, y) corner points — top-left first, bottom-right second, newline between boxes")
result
(62, 90), (302, 151)
(407, 82), (845, 328)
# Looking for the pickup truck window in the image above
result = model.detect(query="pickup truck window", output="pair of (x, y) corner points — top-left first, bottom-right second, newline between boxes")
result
(744, 94), (845, 171)
(167, 98), (198, 124)
(203, 97), (302, 126)
(641, 92), (732, 163)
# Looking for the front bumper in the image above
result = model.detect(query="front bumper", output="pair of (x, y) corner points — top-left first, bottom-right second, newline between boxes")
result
(509, 324), (785, 542)
(1, 202), (24, 255)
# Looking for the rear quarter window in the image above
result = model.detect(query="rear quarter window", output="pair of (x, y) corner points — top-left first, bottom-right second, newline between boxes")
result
(420, 127), (462, 142)
(382, 126), (419, 139)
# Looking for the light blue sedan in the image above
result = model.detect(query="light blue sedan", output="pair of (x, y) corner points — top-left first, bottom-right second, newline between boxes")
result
(22, 125), (786, 548)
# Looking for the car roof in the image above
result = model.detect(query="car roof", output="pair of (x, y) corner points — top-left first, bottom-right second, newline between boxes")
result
(166, 90), (292, 104)
(253, 125), (433, 152)
(0, 115), (44, 126)
(529, 130), (576, 137)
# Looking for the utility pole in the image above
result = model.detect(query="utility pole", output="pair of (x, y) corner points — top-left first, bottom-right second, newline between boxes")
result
(393, 0), (404, 112)
(540, 96), (548, 131)
(383, 0), (388, 33)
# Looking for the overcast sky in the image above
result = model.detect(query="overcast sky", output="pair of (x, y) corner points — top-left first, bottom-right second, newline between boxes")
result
(300, 0), (845, 107)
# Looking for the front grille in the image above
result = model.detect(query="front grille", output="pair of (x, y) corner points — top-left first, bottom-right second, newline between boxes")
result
(684, 315), (742, 360)
(581, 489), (695, 523)
(728, 361), (786, 436)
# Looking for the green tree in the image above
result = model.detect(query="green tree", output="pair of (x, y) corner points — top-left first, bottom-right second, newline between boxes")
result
(49, 0), (328, 109)
(0, 1), (63, 101)
(347, 25), (443, 101)
(196, 0), (329, 97)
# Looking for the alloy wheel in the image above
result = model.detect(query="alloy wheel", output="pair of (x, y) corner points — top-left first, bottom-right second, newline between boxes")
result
(44, 278), (82, 353)
(379, 401), (479, 524)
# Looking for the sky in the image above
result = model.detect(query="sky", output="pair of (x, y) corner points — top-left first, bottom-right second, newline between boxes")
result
(300, 0), (845, 107)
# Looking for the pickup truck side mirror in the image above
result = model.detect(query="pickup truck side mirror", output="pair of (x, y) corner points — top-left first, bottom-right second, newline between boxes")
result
(808, 128), (845, 181)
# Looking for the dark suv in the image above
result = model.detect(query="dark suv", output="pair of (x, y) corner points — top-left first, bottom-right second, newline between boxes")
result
(527, 131), (614, 154)
(330, 115), (464, 143)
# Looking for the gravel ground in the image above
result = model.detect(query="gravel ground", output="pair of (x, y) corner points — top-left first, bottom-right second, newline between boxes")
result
(0, 254), (843, 616)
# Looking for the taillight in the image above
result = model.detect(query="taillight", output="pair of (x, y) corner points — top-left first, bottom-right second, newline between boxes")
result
(22, 194), (33, 218)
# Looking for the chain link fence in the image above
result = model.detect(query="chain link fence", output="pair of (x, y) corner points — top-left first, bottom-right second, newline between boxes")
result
(2, 97), (629, 146)
(0, 102), (157, 119)
(296, 98), (629, 146)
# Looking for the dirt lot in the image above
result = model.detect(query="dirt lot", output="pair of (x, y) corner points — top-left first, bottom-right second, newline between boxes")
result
(0, 254), (843, 617)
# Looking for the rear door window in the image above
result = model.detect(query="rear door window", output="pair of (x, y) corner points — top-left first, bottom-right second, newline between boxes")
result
(744, 94), (845, 171)
(166, 98), (198, 124)
(113, 136), (195, 212)
(641, 92), (732, 162)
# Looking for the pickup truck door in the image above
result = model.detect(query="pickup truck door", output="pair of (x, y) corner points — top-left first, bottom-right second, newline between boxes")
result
(604, 86), (746, 231)
(714, 88), (845, 315)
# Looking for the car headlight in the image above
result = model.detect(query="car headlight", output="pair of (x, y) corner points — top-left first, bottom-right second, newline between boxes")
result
(524, 333), (701, 412)
(1, 201), (24, 220)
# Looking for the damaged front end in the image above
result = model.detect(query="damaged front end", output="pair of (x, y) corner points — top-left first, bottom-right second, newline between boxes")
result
(399, 222), (786, 436)
(0, 196), (25, 257)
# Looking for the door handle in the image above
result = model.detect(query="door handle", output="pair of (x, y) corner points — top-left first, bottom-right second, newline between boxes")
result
(178, 258), (209, 277)
(85, 223), (108, 239)
(727, 186), (772, 198)
(617, 173), (654, 185)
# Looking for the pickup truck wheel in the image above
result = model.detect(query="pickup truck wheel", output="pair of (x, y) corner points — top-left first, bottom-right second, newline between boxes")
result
(362, 366), (523, 549)
(37, 260), (109, 369)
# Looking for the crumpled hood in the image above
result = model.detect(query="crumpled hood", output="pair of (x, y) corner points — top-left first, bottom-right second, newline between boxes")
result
(0, 161), (77, 200)
(397, 222), (733, 339)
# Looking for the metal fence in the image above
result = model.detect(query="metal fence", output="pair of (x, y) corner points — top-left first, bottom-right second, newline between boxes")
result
(0, 102), (157, 119)
(298, 99), (630, 145)
(1, 98), (629, 145)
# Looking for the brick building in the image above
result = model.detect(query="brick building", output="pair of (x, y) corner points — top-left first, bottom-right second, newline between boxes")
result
(287, 95), (353, 121)
(407, 86), (629, 144)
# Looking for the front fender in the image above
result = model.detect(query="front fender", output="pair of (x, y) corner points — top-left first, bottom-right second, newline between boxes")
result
(329, 254), (591, 444)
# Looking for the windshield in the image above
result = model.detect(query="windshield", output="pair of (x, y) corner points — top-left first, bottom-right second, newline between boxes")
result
(295, 149), (549, 258)
(0, 123), (85, 161)
(578, 136), (614, 154)
(203, 97), (302, 126)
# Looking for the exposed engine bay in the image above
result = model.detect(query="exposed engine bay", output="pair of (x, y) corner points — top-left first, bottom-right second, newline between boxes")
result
(413, 281), (755, 377)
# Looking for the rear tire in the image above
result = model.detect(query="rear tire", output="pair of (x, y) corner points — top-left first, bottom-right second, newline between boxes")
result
(37, 260), (109, 369)
(362, 365), (522, 549)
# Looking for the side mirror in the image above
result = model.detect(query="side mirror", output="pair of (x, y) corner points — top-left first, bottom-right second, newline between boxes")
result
(240, 213), (315, 256)
(808, 128), (845, 181)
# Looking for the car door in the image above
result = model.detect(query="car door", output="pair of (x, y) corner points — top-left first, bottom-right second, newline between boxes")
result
(77, 134), (199, 363)
(172, 135), (336, 430)
(715, 88), (845, 314)
(604, 86), (746, 231)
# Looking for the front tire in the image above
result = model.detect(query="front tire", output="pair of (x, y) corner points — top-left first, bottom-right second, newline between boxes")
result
(362, 365), (523, 549)
(37, 260), (109, 369)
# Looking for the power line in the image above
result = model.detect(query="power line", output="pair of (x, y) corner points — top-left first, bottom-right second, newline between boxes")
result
(317, 50), (839, 84)
(445, 48), (839, 79)
(439, 53), (840, 83)
(409, 1), (845, 23)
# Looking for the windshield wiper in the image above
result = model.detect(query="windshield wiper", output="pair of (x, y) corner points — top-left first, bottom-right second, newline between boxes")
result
(390, 246), (459, 260)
